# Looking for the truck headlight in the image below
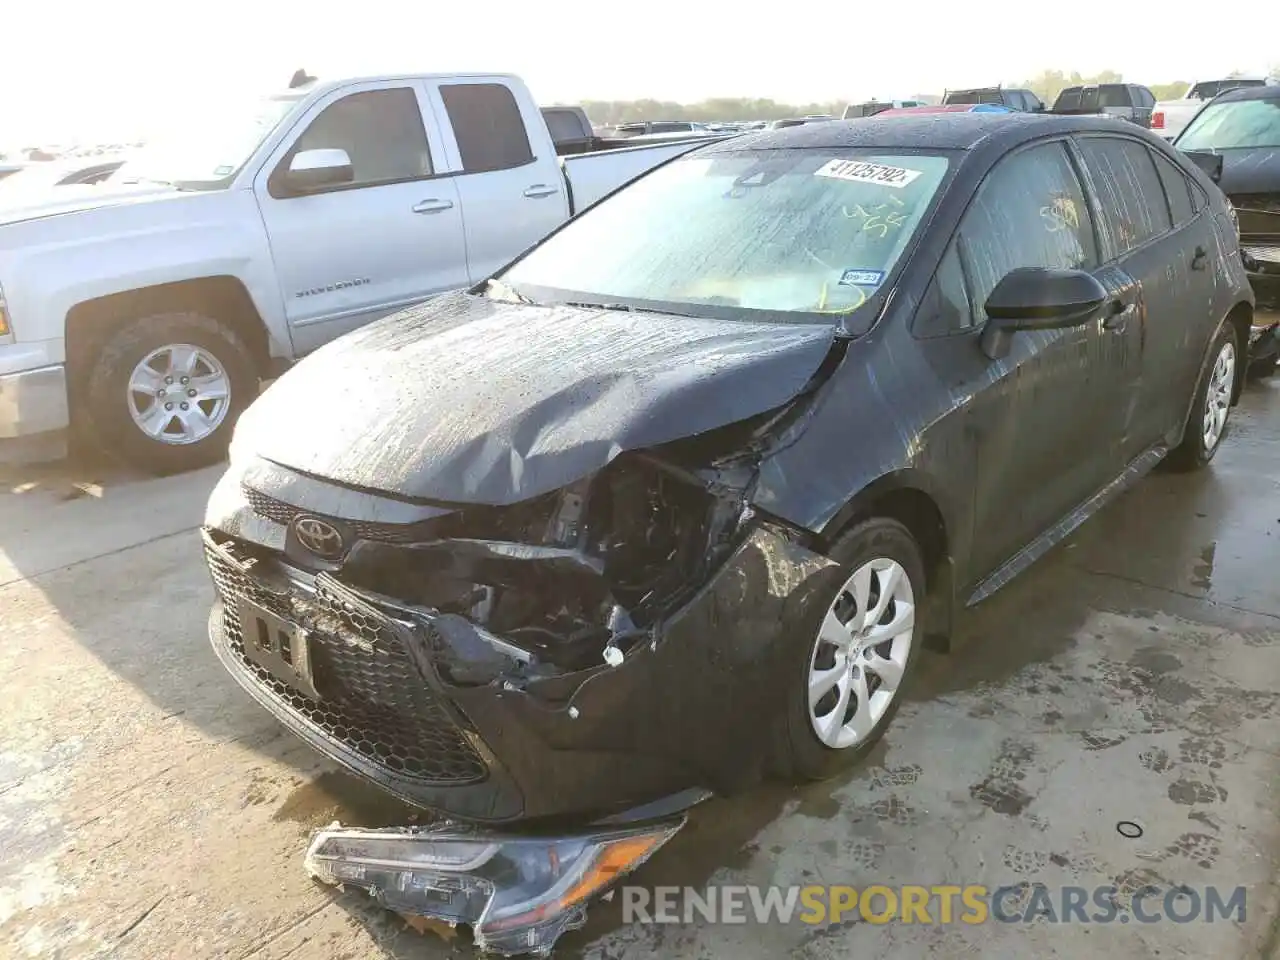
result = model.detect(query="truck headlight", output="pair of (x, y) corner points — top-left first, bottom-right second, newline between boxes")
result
(0, 283), (10, 338)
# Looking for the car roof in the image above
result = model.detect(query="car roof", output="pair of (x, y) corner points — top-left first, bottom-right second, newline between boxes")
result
(1216, 84), (1280, 103)
(702, 112), (1125, 154)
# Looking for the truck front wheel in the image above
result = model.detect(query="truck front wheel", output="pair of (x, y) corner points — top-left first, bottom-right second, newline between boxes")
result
(85, 312), (258, 475)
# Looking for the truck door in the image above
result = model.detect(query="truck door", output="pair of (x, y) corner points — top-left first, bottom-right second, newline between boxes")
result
(429, 79), (572, 283)
(253, 80), (469, 355)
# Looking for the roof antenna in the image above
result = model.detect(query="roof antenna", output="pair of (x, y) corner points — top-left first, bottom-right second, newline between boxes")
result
(289, 68), (316, 89)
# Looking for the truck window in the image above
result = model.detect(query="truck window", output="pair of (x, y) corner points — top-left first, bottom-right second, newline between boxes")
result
(440, 83), (535, 174)
(542, 109), (590, 146)
(1099, 85), (1131, 107)
(293, 88), (433, 188)
(1055, 88), (1083, 111)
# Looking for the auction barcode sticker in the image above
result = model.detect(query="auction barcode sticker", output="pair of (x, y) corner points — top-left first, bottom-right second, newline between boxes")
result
(815, 159), (922, 188)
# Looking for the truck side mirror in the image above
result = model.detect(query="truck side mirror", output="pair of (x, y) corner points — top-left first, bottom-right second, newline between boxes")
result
(285, 149), (354, 192)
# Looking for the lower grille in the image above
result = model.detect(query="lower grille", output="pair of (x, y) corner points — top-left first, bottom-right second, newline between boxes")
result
(205, 534), (488, 785)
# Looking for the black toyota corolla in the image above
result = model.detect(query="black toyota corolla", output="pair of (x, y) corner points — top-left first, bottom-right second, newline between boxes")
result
(204, 115), (1253, 831)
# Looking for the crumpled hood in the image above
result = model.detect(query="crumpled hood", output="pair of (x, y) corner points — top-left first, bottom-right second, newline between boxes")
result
(235, 292), (837, 505)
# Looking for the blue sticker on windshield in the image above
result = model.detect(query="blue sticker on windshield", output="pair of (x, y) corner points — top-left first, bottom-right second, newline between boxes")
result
(838, 269), (885, 287)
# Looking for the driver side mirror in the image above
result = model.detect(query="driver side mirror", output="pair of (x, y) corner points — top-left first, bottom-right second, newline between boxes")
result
(283, 148), (354, 193)
(979, 267), (1109, 360)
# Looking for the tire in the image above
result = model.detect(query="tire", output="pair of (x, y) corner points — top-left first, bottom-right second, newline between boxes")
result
(1169, 322), (1238, 471)
(771, 517), (926, 782)
(84, 312), (258, 475)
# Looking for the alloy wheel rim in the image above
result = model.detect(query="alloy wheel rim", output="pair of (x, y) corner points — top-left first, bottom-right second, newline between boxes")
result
(807, 557), (915, 750)
(1201, 340), (1235, 452)
(127, 343), (231, 445)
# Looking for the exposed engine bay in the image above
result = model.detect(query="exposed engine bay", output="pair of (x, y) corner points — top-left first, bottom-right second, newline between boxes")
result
(334, 453), (752, 681)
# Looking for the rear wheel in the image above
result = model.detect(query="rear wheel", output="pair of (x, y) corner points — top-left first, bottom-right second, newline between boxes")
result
(84, 312), (258, 474)
(771, 517), (926, 782)
(1169, 323), (1238, 471)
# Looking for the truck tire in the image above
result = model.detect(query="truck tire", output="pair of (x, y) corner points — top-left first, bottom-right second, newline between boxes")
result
(85, 312), (258, 475)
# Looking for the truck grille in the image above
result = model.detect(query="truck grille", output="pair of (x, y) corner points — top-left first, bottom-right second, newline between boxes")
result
(205, 534), (488, 785)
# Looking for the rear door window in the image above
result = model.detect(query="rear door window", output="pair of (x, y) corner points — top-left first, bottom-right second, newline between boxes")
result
(440, 83), (534, 174)
(1076, 137), (1174, 256)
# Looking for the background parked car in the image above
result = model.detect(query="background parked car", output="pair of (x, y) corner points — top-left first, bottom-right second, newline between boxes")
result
(0, 155), (127, 203)
(1050, 84), (1156, 127)
(1151, 76), (1279, 139)
(609, 120), (711, 137)
(943, 86), (1045, 112)
(842, 100), (927, 119)
(878, 104), (1014, 116)
(1175, 83), (1280, 372)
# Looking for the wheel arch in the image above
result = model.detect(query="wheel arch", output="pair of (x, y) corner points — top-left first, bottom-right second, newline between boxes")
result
(65, 276), (274, 409)
(818, 471), (957, 651)
(1224, 300), (1252, 402)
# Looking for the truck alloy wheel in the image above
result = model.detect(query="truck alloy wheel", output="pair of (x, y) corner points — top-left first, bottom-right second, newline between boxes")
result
(85, 310), (257, 475)
(127, 343), (232, 445)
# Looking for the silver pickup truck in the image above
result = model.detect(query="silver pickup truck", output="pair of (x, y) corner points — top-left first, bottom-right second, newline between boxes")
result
(0, 71), (725, 472)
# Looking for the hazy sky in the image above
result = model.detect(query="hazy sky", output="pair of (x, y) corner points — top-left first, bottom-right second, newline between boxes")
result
(4, 1), (1278, 144)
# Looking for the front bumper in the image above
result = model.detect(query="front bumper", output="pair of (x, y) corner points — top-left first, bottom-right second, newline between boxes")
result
(204, 522), (842, 824)
(0, 363), (69, 439)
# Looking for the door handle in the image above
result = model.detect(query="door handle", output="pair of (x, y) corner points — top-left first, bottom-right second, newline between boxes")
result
(1191, 246), (1208, 271)
(523, 184), (560, 199)
(412, 199), (454, 214)
(1103, 300), (1136, 331)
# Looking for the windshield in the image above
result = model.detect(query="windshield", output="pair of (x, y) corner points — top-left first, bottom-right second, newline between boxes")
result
(108, 95), (300, 190)
(497, 148), (952, 331)
(1177, 97), (1280, 150)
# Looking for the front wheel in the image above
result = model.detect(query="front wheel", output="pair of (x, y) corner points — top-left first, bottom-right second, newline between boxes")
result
(1169, 323), (1238, 471)
(84, 312), (258, 475)
(771, 517), (926, 782)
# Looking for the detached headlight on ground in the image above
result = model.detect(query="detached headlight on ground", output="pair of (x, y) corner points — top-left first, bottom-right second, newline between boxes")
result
(305, 818), (684, 956)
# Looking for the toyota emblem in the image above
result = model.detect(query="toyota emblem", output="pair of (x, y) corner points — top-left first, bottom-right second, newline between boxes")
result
(293, 516), (345, 560)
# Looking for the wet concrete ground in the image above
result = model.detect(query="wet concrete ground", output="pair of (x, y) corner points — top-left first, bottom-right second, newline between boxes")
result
(1, 377), (1278, 959)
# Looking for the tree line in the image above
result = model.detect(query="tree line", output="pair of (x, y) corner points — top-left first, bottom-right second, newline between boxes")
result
(573, 68), (1280, 126)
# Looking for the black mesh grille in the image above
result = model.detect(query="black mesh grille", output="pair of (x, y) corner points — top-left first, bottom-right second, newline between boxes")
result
(205, 535), (488, 785)
(241, 485), (428, 544)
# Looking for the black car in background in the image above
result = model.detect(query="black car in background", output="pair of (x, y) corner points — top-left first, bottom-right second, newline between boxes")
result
(1051, 83), (1157, 127)
(204, 115), (1253, 832)
(1176, 83), (1280, 372)
(944, 86), (1045, 112)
